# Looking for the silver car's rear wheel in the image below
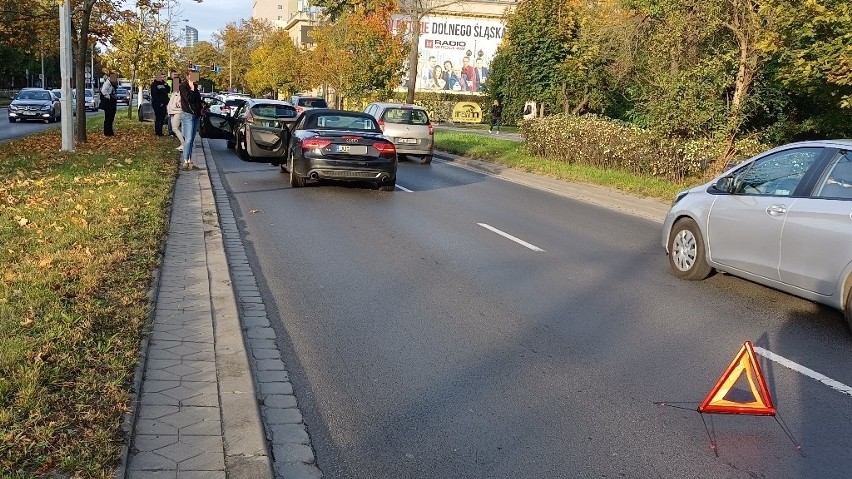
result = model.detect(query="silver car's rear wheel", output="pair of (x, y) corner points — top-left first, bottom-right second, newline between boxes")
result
(668, 218), (713, 280)
(845, 287), (852, 332)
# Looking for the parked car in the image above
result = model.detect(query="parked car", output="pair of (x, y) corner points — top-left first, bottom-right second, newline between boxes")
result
(364, 102), (434, 164)
(8, 88), (61, 123)
(290, 95), (328, 115)
(662, 140), (852, 330)
(115, 88), (130, 105)
(285, 110), (396, 190)
(137, 94), (155, 122)
(202, 99), (298, 162)
(84, 88), (100, 111)
(50, 89), (77, 116)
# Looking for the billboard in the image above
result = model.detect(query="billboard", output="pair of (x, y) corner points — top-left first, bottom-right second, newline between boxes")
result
(390, 14), (506, 94)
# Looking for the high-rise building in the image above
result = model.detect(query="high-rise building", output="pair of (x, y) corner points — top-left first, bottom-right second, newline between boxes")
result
(252, 0), (295, 28)
(184, 26), (199, 48)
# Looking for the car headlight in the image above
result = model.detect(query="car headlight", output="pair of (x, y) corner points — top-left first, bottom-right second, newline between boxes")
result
(671, 190), (689, 206)
(8, 105), (17, 111)
(41, 105), (51, 111)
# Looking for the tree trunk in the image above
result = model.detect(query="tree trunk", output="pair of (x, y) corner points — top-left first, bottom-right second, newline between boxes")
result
(721, 0), (759, 163)
(405, 15), (420, 105)
(74, 0), (97, 143)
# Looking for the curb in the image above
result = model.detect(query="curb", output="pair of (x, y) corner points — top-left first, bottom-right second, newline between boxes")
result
(432, 150), (671, 223)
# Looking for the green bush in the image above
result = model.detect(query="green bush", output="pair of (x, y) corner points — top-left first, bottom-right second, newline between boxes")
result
(521, 114), (766, 181)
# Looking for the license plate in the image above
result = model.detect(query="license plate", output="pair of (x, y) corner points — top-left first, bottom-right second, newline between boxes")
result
(23, 111), (37, 116)
(336, 145), (368, 155)
(398, 138), (417, 144)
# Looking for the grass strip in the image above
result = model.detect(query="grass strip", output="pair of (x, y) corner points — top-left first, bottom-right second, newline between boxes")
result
(434, 131), (694, 200)
(0, 115), (177, 477)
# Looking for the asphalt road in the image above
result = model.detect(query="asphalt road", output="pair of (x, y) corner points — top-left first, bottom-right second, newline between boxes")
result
(206, 138), (852, 479)
(0, 107), (107, 143)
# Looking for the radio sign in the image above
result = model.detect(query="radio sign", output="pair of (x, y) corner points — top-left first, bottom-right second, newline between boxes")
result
(425, 39), (467, 50)
(451, 102), (482, 124)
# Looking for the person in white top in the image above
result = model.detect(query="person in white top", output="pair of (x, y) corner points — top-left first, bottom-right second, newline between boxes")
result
(100, 72), (118, 136)
(167, 75), (184, 151)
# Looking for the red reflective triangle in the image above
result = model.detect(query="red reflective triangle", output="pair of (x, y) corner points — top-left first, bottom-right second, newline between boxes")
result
(698, 341), (776, 416)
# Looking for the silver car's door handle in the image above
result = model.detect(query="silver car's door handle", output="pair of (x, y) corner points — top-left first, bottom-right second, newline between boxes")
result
(766, 204), (788, 216)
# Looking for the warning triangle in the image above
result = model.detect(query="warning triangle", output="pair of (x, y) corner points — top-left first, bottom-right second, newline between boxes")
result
(698, 341), (776, 416)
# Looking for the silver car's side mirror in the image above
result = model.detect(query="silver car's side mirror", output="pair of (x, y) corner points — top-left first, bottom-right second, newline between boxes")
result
(715, 176), (734, 193)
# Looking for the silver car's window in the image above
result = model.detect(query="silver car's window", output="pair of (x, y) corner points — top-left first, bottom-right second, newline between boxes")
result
(814, 151), (852, 199)
(382, 108), (429, 125)
(733, 148), (822, 197)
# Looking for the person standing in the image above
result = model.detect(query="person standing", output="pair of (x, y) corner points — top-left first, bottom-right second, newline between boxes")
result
(100, 72), (119, 136)
(179, 71), (203, 169)
(167, 75), (184, 152)
(489, 99), (502, 134)
(150, 72), (170, 136)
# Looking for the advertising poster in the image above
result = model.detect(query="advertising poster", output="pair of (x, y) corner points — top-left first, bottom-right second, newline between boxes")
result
(389, 14), (506, 95)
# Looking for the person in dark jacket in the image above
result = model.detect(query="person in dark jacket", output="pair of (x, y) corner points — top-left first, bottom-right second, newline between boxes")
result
(150, 72), (170, 136)
(179, 71), (203, 169)
(489, 99), (502, 134)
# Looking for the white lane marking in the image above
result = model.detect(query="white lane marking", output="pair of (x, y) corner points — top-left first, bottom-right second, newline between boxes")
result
(477, 223), (545, 252)
(396, 184), (414, 192)
(754, 346), (852, 398)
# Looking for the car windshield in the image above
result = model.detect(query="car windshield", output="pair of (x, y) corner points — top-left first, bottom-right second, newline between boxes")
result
(17, 91), (52, 101)
(308, 114), (379, 131)
(298, 98), (328, 108)
(383, 108), (429, 125)
(117, 89), (128, 94)
(251, 104), (297, 119)
(85, 90), (93, 98)
(52, 91), (61, 98)
(225, 99), (246, 108)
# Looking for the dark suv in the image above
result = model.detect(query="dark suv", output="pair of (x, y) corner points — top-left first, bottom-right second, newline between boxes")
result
(115, 88), (130, 105)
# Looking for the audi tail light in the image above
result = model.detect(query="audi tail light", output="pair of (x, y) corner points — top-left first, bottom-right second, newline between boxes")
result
(428, 123), (434, 135)
(302, 138), (331, 150)
(373, 142), (396, 154)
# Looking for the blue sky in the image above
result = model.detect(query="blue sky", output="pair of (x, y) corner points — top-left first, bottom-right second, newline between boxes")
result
(176, 0), (251, 42)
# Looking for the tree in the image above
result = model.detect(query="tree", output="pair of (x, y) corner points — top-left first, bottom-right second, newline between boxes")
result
(213, 19), (276, 93)
(245, 29), (308, 96)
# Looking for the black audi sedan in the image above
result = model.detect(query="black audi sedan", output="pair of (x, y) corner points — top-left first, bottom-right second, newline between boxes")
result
(283, 110), (397, 191)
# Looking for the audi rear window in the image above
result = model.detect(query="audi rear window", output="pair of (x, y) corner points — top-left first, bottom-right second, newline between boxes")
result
(309, 114), (379, 131)
(382, 108), (429, 125)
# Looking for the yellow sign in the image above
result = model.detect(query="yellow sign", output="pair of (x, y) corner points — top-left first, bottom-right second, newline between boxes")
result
(451, 102), (483, 124)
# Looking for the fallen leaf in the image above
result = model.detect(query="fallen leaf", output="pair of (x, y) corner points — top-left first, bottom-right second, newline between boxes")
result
(250, 209), (261, 214)
(20, 318), (34, 327)
(18, 217), (29, 227)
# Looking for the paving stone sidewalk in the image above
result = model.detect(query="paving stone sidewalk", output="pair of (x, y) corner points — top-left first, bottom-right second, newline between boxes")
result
(121, 138), (273, 479)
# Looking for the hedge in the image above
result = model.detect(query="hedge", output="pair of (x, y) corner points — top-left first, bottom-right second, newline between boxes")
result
(521, 114), (766, 181)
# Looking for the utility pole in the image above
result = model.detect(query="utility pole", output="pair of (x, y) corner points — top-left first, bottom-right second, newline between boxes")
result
(59, 0), (74, 152)
(40, 53), (45, 88)
(229, 49), (233, 92)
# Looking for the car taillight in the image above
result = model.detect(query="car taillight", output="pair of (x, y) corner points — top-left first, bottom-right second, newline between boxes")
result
(296, 106), (304, 115)
(373, 142), (396, 154)
(428, 123), (434, 135)
(302, 139), (331, 150)
(377, 120), (385, 132)
(245, 111), (254, 124)
(222, 105), (231, 112)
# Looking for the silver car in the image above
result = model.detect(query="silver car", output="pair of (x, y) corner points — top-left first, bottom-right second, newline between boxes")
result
(364, 102), (433, 164)
(663, 140), (852, 330)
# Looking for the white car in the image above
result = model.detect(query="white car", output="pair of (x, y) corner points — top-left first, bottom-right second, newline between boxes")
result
(662, 140), (852, 330)
(84, 89), (100, 111)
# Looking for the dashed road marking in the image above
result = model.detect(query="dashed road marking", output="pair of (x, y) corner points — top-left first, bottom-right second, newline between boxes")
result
(477, 223), (545, 252)
(754, 346), (852, 398)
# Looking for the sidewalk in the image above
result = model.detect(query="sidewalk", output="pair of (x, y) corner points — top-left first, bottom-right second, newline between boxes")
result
(435, 124), (523, 142)
(121, 138), (273, 478)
